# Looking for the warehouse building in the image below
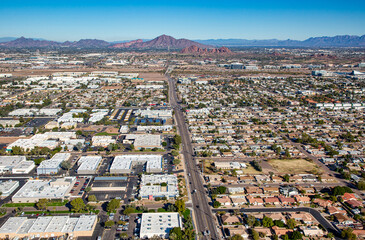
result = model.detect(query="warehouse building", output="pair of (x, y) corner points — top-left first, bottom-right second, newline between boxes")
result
(214, 161), (247, 169)
(7, 132), (78, 151)
(37, 153), (71, 175)
(0, 156), (35, 174)
(140, 212), (182, 239)
(124, 134), (162, 149)
(0, 215), (97, 239)
(12, 177), (76, 203)
(0, 180), (19, 196)
(77, 156), (102, 174)
(139, 174), (178, 199)
(91, 136), (116, 147)
(134, 109), (173, 119)
(110, 155), (162, 174)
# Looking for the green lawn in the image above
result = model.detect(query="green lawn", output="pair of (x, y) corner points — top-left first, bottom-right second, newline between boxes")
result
(3, 200), (68, 208)
(95, 132), (119, 136)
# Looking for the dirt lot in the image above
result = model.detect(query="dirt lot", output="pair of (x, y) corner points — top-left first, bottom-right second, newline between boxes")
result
(139, 72), (167, 82)
(268, 158), (322, 174)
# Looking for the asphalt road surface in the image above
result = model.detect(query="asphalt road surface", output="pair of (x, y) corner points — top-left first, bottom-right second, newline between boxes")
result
(168, 74), (219, 240)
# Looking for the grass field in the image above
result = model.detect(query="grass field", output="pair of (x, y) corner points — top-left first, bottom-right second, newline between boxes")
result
(268, 159), (322, 174)
(243, 165), (263, 174)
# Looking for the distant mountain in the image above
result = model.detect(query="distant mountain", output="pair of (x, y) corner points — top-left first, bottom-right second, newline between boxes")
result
(62, 39), (110, 48)
(196, 35), (365, 47)
(110, 35), (210, 49)
(111, 39), (143, 48)
(180, 45), (231, 54)
(1, 34), (365, 48)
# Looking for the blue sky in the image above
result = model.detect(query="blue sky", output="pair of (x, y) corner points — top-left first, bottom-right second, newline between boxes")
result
(0, 0), (364, 41)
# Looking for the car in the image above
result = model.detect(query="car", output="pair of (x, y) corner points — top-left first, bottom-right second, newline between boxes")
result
(192, 189), (197, 193)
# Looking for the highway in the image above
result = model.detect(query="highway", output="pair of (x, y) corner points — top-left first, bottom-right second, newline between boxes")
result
(167, 74), (219, 240)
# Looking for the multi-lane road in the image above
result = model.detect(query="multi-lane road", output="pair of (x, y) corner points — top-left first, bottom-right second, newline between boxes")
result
(167, 74), (219, 239)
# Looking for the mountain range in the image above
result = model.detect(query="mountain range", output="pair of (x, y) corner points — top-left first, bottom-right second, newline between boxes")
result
(0, 34), (364, 49)
(196, 35), (365, 47)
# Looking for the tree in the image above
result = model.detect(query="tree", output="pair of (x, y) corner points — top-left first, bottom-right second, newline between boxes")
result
(173, 158), (181, 165)
(262, 216), (274, 227)
(286, 219), (297, 229)
(174, 199), (185, 213)
(213, 201), (221, 208)
(88, 195), (97, 202)
(246, 215), (256, 227)
(123, 206), (136, 215)
(107, 199), (120, 213)
(85, 186), (92, 193)
(169, 227), (183, 240)
(60, 161), (71, 170)
(70, 198), (85, 212)
(230, 234), (244, 240)
(357, 181), (365, 190)
(341, 228), (356, 240)
(332, 186), (353, 196)
(36, 198), (48, 210)
(327, 232), (334, 239)
(251, 229), (259, 240)
(283, 174), (290, 182)
(291, 231), (302, 240)
(282, 234), (289, 240)
(171, 150), (179, 157)
(120, 232), (129, 239)
(104, 220), (115, 228)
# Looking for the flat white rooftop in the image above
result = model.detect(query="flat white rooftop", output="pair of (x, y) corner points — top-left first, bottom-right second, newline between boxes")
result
(110, 155), (162, 173)
(12, 177), (76, 201)
(77, 156), (102, 173)
(0, 215), (97, 235)
(140, 212), (182, 239)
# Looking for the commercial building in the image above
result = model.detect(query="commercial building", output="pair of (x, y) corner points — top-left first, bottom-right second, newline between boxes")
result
(214, 161), (247, 169)
(12, 177), (76, 203)
(0, 156), (35, 174)
(139, 174), (179, 199)
(77, 156), (102, 174)
(110, 155), (162, 174)
(124, 134), (161, 149)
(230, 63), (244, 69)
(0, 215), (97, 239)
(8, 108), (62, 117)
(91, 136), (116, 147)
(37, 153), (71, 175)
(0, 180), (19, 196)
(140, 212), (182, 239)
(7, 132), (78, 151)
(134, 109), (173, 119)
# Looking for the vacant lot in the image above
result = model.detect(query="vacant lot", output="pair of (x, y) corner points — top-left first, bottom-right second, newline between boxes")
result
(268, 159), (322, 174)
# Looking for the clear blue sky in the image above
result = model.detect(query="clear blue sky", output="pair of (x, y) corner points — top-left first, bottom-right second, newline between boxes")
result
(0, 0), (364, 41)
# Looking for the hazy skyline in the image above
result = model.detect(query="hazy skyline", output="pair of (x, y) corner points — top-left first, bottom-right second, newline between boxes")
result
(1, 0), (364, 41)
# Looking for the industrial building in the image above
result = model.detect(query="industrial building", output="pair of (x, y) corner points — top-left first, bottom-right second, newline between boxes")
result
(124, 134), (162, 149)
(139, 174), (179, 199)
(214, 161), (247, 169)
(8, 108), (62, 117)
(0, 156), (35, 174)
(0, 215), (97, 239)
(134, 109), (173, 119)
(91, 136), (116, 147)
(139, 212), (182, 239)
(7, 132), (78, 151)
(12, 177), (76, 203)
(77, 156), (102, 174)
(0, 180), (19, 196)
(37, 153), (71, 175)
(110, 155), (162, 174)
